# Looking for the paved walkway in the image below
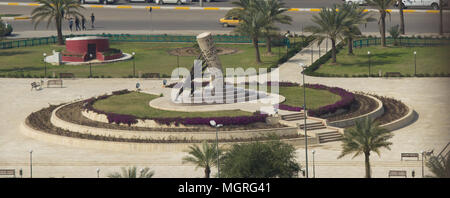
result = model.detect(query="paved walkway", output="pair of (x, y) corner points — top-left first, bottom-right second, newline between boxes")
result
(0, 39), (449, 178)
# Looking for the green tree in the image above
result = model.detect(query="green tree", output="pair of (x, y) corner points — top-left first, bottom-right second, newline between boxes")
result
(220, 137), (300, 178)
(258, 0), (292, 55)
(388, 24), (400, 46)
(31, 0), (84, 45)
(366, 0), (396, 47)
(338, 117), (393, 178)
(182, 141), (221, 178)
(426, 153), (450, 178)
(0, 20), (5, 40)
(227, 0), (268, 63)
(305, 5), (352, 63)
(339, 3), (375, 55)
(107, 166), (155, 178)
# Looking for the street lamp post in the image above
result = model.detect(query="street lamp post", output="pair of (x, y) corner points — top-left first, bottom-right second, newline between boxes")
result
(43, 53), (47, 78)
(420, 150), (424, 178)
(414, 51), (417, 76)
(29, 150), (33, 178)
(312, 150), (315, 178)
(368, 51), (371, 77)
(96, 168), (100, 178)
(300, 63), (309, 178)
(310, 45), (313, 65)
(210, 120), (223, 178)
(89, 54), (93, 78)
(132, 52), (136, 78)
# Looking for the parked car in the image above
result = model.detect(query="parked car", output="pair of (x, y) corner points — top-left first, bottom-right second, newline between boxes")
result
(219, 16), (240, 27)
(154, 0), (192, 5)
(79, 0), (118, 4)
(343, 0), (367, 5)
(395, 0), (443, 10)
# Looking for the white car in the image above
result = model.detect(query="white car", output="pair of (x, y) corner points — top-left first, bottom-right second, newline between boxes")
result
(343, 0), (367, 5)
(155, 0), (192, 5)
(395, 0), (443, 10)
(79, 0), (117, 4)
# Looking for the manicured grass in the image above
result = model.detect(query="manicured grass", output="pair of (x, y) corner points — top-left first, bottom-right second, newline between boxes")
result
(315, 45), (450, 76)
(92, 92), (254, 118)
(0, 14), (21, 17)
(0, 42), (288, 78)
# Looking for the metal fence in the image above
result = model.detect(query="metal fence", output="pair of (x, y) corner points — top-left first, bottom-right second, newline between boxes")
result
(0, 34), (289, 49)
(353, 37), (450, 48)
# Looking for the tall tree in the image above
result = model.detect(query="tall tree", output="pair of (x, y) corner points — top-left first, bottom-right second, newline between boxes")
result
(227, 0), (267, 63)
(107, 166), (155, 178)
(31, 0), (84, 45)
(426, 153), (450, 178)
(366, 0), (396, 47)
(397, 0), (405, 34)
(182, 141), (221, 178)
(305, 5), (352, 63)
(220, 137), (300, 178)
(258, 0), (292, 54)
(338, 117), (393, 178)
(339, 3), (375, 55)
(439, 0), (443, 35)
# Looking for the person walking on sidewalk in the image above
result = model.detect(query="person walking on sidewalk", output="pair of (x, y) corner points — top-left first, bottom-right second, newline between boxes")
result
(68, 18), (73, 32)
(75, 17), (80, 31)
(81, 17), (86, 31)
(90, 13), (95, 29)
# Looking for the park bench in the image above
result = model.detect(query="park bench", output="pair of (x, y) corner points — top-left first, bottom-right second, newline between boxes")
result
(59, 73), (75, 79)
(47, 79), (63, 88)
(388, 170), (407, 178)
(385, 72), (402, 77)
(142, 73), (160, 78)
(401, 153), (420, 161)
(0, 169), (15, 178)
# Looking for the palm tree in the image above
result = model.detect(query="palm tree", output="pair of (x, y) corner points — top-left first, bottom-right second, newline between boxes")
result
(31, 0), (84, 45)
(182, 141), (221, 178)
(258, 0), (292, 55)
(397, 0), (405, 34)
(426, 153), (450, 178)
(339, 3), (375, 55)
(227, 0), (267, 64)
(107, 166), (155, 178)
(338, 117), (394, 178)
(366, 0), (396, 47)
(439, 0), (443, 35)
(305, 5), (352, 63)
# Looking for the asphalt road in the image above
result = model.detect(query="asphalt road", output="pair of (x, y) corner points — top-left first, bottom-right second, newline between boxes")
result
(3, 4), (449, 35)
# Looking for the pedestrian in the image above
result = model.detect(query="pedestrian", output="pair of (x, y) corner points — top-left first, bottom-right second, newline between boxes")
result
(90, 13), (95, 29)
(68, 18), (73, 32)
(75, 17), (80, 31)
(81, 17), (86, 31)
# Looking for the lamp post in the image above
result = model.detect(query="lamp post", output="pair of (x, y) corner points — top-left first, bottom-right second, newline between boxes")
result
(420, 150), (424, 178)
(132, 52), (136, 78)
(140, 168), (144, 178)
(310, 45), (313, 65)
(29, 150), (33, 178)
(285, 33), (289, 56)
(210, 120), (223, 178)
(96, 168), (100, 178)
(177, 55), (180, 78)
(299, 63), (308, 178)
(368, 51), (371, 77)
(89, 54), (93, 78)
(414, 51), (417, 76)
(312, 150), (315, 178)
(43, 53), (47, 78)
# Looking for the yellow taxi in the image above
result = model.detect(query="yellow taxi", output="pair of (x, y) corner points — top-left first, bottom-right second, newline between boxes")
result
(219, 16), (240, 27)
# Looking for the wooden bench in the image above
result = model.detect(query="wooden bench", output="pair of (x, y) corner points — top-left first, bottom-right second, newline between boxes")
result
(142, 73), (160, 78)
(59, 73), (75, 78)
(388, 170), (407, 178)
(401, 153), (420, 161)
(0, 169), (15, 178)
(385, 72), (402, 77)
(47, 79), (63, 88)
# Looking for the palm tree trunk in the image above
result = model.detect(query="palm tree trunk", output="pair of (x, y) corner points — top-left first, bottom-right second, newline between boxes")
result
(253, 37), (262, 64)
(364, 152), (371, 178)
(56, 15), (64, 45)
(348, 37), (353, 55)
(398, 1), (405, 34)
(439, 0), (443, 35)
(266, 36), (272, 54)
(331, 38), (337, 63)
(380, 12), (387, 47)
(204, 166), (210, 178)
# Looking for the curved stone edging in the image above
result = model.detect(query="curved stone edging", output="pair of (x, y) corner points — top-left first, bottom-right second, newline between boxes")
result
(327, 94), (384, 128)
(379, 103), (417, 132)
(52, 102), (299, 141)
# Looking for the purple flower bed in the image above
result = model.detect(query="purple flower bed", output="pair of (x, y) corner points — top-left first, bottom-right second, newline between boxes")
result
(275, 83), (355, 117)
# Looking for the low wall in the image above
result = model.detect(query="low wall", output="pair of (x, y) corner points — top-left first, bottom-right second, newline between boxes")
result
(380, 103), (417, 132)
(328, 94), (384, 128)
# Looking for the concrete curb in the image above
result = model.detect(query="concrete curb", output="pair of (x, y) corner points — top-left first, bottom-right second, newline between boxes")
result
(379, 103), (417, 132)
(0, 2), (448, 13)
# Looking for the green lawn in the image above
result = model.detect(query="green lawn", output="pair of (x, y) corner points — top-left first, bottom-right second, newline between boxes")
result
(0, 42), (288, 78)
(315, 45), (450, 76)
(279, 86), (341, 109)
(93, 92), (254, 118)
